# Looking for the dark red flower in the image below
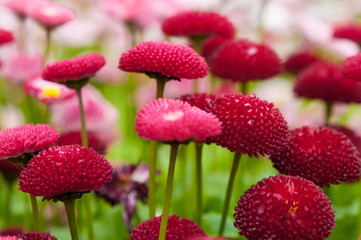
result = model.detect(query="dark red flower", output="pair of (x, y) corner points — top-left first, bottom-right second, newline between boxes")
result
(271, 126), (361, 187)
(0, 124), (59, 161)
(179, 93), (216, 113)
(0, 237), (20, 240)
(19, 145), (112, 199)
(333, 22), (361, 44)
(234, 175), (335, 240)
(340, 52), (361, 82)
(294, 61), (361, 103)
(210, 94), (289, 157)
(130, 215), (206, 240)
(188, 238), (231, 240)
(42, 53), (106, 84)
(0, 29), (14, 45)
(284, 51), (321, 74)
(56, 131), (107, 155)
(210, 40), (282, 82)
(18, 231), (57, 240)
(201, 37), (231, 64)
(135, 98), (221, 143)
(118, 41), (208, 81)
(162, 11), (235, 39)
(0, 161), (22, 182)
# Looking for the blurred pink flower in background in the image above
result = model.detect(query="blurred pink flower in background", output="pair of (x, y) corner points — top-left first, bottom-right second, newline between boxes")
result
(50, 85), (119, 144)
(27, 1), (75, 28)
(1, 54), (42, 84)
(23, 76), (75, 104)
(101, 0), (185, 28)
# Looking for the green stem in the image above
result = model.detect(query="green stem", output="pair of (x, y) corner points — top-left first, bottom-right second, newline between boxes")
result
(240, 82), (248, 95)
(30, 195), (40, 231)
(158, 143), (180, 240)
(5, 181), (13, 225)
(44, 28), (51, 66)
(191, 39), (202, 93)
(218, 151), (242, 236)
(195, 142), (203, 226)
(149, 140), (158, 218)
(76, 88), (88, 147)
(63, 198), (79, 240)
(325, 102), (333, 126)
(156, 78), (165, 99)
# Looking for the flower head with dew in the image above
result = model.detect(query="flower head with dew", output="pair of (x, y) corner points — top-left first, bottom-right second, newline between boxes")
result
(234, 175), (335, 240)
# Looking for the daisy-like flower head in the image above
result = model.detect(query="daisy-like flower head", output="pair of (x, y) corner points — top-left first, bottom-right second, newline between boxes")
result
(3, 0), (38, 17)
(234, 175), (335, 240)
(271, 126), (361, 187)
(19, 145), (113, 200)
(18, 232), (57, 240)
(56, 131), (107, 155)
(0, 228), (23, 237)
(118, 41), (208, 81)
(135, 98), (222, 143)
(24, 76), (75, 104)
(284, 51), (321, 74)
(188, 238), (231, 240)
(0, 29), (14, 45)
(179, 93), (216, 114)
(161, 11), (235, 39)
(201, 36), (231, 65)
(0, 124), (59, 163)
(27, 2), (75, 28)
(0, 161), (22, 182)
(333, 22), (361, 44)
(341, 52), (361, 82)
(42, 53), (106, 88)
(210, 94), (289, 157)
(130, 215), (206, 240)
(210, 40), (282, 83)
(295, 61), (361, 103)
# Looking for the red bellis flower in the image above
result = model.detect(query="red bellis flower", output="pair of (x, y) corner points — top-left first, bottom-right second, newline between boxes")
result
(18, 232), (57, 240)
(0, 124), (59, 162)
(135, 98), (222, 143)
(162, 11), (235, 39)
(283, 51), (321, 74)
(234, 175), (335, 240)
(210, 94), (289, 157)
(341, 52), (361, 82)
(295, 61), (361, 103)
(42, 53), (106, 85)
(19, 145), (112, 200)
(210, 40), (282, 82)
(271, 126), (361, 187)
(130, 215), (206, 240)
(118, 41), (208, 81)
(333, 22), (361, 44)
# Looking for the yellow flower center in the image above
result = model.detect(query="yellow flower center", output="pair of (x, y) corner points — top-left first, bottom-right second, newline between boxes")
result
(286, 200), (299, 214)
(42, 87), (61, 99)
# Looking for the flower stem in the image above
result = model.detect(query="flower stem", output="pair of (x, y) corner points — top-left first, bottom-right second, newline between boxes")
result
(325, 102), (333, 126)
(239, 82), (248, 95)
(156, 78), (165, 99)
(5, 181), (13, 225)
(76, 88), (88, 147)
(30, 195), (40, 231)
(158, 143), (180, 240)
(149, 140), (158, 218)
(44, 28), (51, 66)
(195, 142), (203, 226)
(63, 198), (79, 240)
(76, 88), (93, 239)
(218, 151), (242, 236)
